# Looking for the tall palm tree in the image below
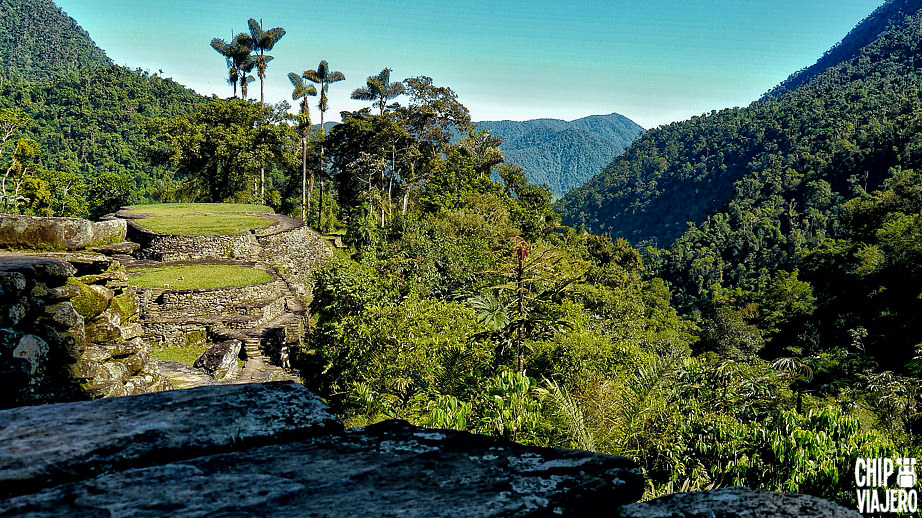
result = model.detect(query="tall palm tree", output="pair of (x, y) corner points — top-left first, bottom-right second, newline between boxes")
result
(288, 72), (317, 222)
(247, 19), (286, 104)
(350, 67), (405, 115)
(303, 60), (345, 229)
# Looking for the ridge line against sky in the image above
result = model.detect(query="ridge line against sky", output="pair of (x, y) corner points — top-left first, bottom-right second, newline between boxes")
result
(54, 0), (883, 129)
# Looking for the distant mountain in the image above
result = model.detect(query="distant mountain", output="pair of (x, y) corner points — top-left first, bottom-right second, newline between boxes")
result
(0, 0), (111, 82)
(474, 114), (644, 198)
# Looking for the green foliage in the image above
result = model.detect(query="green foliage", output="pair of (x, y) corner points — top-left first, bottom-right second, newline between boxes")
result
(0, 65), (204, 216)
(147, 98), (298, 203)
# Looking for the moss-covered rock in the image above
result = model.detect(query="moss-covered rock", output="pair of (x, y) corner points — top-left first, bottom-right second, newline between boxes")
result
(84, 320), (120, 344)
(109, 292), (138, 324)
(70, 282), (113, 319)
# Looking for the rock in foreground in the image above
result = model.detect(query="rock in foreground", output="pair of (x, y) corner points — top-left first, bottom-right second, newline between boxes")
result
(0, 382), (857, 517)
(0, 382), (643, 517)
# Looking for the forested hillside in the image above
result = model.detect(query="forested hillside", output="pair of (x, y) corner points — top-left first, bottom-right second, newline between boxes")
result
(0, 0), (111, 81)
(475, 114), (644, 197)
(0, 67), (205, 216)
(557, 0), (922, 246)
(0, 0), (205, 217)
(556, 0), (922, 386)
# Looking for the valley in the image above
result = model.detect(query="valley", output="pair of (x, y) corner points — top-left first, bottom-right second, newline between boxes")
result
(1, 0), (920, 515)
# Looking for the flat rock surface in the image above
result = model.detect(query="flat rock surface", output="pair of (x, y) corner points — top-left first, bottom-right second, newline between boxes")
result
(616, 487), (862, 518)
(1, 419), (643, 517)
(0, 382), (341, 498)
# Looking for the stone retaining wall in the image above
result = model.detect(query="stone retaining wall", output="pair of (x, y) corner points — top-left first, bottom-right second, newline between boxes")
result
(137, 280), (284, 348)
(258, 225), (333, 300)
(0, 253), (171, 408)
(127, 223), (257, 261)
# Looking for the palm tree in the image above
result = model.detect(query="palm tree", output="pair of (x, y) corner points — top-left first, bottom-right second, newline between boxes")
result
(288, 72), (317, 222)
(238, 54), (257, 100)
(247, 19), (285, 104)
(460, 129), (504, 178)
(350, 67), (404, 115)
(210, 33), (254, 99)
(303, 60), (345, 229)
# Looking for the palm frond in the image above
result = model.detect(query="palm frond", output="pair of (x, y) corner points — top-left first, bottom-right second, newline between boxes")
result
(351, 87), (376, 101)
(210, 38), (228, 55)
(288, 72), (302, 89)
(543, 379), (596, 451)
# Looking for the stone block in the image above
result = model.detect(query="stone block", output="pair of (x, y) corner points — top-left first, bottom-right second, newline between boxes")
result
(121, 350), (149, 376)
(119, 323), (143, 341)
(70, 283), (113, 319)
(100, 361), (130, 383)
(193, 339), (241, 381)
(109, 292), (138, 323)
(70, 358), (99, 379)
(91, 219), (127, 246)
(47, 284), (82, 300)
(11, 335), (49, 376)
(0, 414), (643, 516)
(0, 216), (94, 250)
(0, 271), (27, 297)
(45, 302), (81, 328)
(105, 341), (141, 358)
(615, 487), (861, 517)
(4, 302), (28, 327)
(81, 346), (111, 363)
(0, 382), (342, 497)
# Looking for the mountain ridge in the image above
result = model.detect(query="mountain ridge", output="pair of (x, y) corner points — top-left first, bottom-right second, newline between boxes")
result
(474, 113), (644, 197)
(556, 0), (922, 244)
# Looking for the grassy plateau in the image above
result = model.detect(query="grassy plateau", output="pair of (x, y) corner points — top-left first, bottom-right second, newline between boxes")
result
(128, 264), (272, 290)
(123, 203), (275, 236)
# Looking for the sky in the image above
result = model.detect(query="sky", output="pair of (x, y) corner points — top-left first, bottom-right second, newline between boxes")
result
(53, 0), (884, 129)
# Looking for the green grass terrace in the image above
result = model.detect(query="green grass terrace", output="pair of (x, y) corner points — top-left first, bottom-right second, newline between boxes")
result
(128, 264), (272, 291)
(122, 203), (274, 236)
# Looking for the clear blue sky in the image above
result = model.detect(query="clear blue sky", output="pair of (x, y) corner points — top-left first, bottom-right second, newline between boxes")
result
(54, 0), (883, 128)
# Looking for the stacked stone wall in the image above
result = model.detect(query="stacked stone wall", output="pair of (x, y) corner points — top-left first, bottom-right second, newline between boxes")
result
(0, 253), (170, 408)
(137, 280), (284, 348)
(127, 223), (256, 261)
(258, 225), (333, 300)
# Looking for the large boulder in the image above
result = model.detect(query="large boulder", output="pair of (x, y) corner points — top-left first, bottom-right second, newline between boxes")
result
(193, 339), (242, 381)
(0, 382), (341, 498)
(0, 216), (126, 250)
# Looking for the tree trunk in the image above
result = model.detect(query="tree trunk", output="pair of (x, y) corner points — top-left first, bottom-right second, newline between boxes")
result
(516, 246), (526, 375)
(317, 111), (325, 231)
(301, 135), (307, 221)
